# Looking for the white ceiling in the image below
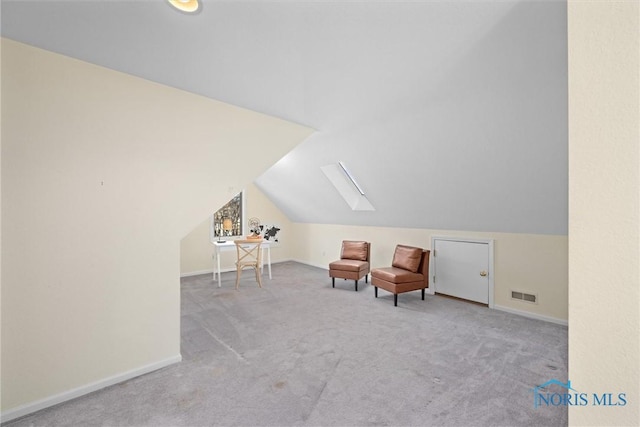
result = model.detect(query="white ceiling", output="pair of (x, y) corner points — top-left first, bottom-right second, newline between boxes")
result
(1, 0), (568, 234)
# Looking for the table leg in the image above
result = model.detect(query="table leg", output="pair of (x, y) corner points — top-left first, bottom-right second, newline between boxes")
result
(258, 247), (272, 279)
(212, 252), (216, 281)
(213, 248), (222, 287)
(218, 250), (222, 287)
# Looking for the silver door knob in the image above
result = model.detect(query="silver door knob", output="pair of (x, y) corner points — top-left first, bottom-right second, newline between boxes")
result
(479, 271), (488, 277)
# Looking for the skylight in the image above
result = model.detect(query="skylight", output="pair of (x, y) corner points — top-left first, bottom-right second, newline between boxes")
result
(321, 162), (375, 211)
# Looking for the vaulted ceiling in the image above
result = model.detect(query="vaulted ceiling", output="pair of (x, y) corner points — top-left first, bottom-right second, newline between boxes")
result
(1, 0), (568, 235)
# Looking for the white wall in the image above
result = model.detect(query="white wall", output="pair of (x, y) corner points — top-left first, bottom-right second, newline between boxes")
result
(180, 183), (295, 276)
(568, 1), (639, 425)
(0, 39), (313, 416)
(255, 0), (568, 236)
(290, 223), (568, 323)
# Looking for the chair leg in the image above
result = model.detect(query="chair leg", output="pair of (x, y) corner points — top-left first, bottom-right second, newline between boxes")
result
(422, 288), (425, 300)
(374, 287), (378, 298)
(332, 277), (335, 288)
(235, 267), (242, 290)
(355, 280), (358, 292)
(394, 294), (398, 307)
(255, 266), (263, 288)
(365, 274), (368, 283)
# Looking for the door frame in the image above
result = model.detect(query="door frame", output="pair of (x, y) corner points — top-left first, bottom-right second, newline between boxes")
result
(429, 236), (495, 309)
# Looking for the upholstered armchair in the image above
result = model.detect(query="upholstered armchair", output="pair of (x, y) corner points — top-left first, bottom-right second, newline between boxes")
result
(329, 240), (371, 291)
(371, 244), (430, 306)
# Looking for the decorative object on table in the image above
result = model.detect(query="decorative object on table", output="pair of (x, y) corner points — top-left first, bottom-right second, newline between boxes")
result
(261, 225), (281, 242)
(247, 217), (263, 239)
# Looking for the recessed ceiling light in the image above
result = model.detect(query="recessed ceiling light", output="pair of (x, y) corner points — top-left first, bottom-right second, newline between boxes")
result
(167, 0), (200, 13)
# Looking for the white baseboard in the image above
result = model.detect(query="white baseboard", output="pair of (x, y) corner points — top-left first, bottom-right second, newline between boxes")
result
(180, 260), (296, 278)
(0, 354), (182, 424)
(291, 259), (329, 270)
(493, 304), (568, 326)
(180, 269), (214, 278)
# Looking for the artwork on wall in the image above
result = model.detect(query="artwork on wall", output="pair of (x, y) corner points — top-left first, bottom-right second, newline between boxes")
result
(259, 224), (281, 242)
(213, 192), (243, 238)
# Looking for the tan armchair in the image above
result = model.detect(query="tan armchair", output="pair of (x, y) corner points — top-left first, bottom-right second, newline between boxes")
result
(329, 241), (371, 291)
(371, 244), (430, 306)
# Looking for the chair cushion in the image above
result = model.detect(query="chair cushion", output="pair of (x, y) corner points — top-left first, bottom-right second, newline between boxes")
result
(371, 267), (424, 284)
(341, 241), (368, 261)
(329, 259), (369, 272)
(391, 245), (422, 273)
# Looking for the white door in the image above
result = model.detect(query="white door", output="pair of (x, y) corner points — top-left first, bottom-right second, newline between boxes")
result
(433, 238), (491, 305)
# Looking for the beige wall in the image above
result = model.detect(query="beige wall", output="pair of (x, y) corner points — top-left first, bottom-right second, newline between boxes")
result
(0, 39), (313, 414)
(180, 217), (214, 275)
(568, 1), (639, 425)
(290, 223), (568, 322)
(180, 183), (295, 275)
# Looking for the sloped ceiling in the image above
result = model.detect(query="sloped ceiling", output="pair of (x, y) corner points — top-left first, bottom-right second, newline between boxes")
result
(1, 0), (567, 235)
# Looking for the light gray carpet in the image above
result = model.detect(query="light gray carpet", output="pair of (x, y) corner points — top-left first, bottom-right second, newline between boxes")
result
(4, 261), (568, 426)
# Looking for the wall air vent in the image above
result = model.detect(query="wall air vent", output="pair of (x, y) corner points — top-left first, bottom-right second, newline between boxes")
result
(511, 290), (538, 304)
(320, 162), (375, 211)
